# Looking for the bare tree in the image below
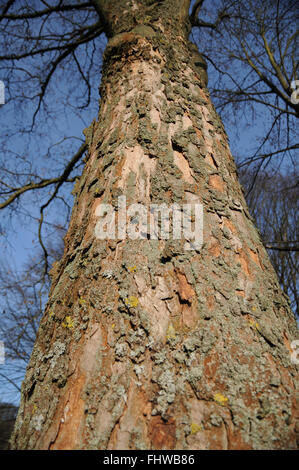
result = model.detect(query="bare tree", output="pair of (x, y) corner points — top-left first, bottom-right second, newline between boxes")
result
(239, 168), (298, 316)
(191, 0), (298, 178)
(0, 231), (65, 400)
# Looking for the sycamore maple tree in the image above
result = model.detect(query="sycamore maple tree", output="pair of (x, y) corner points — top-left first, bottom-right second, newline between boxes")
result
(0, 0), (297, 450)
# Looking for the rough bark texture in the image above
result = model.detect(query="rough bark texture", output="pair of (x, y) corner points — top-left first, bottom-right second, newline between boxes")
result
(11, 0), (298, 450)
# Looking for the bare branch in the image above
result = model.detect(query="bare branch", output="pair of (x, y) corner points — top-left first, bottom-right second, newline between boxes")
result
(0, 143), (87, 210)
(265, 244), (299, 252)
(0, 2), (92, 21)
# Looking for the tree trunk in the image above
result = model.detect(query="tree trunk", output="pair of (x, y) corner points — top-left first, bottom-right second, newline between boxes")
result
(11, 0), (298, 450)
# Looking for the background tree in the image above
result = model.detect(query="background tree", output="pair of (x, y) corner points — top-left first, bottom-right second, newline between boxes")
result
(0, 232), (65, 402)
(191, 0), (298, 180)
(239, 169), (298, 315)
(0, 402), (18, 449)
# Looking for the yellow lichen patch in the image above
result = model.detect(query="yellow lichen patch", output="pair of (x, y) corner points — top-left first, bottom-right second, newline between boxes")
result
(49, 310), (54, 319)
(190, 422), (202, 435)
(166, 323), (176, 341)
(79, 297), (86, 306)
(111, 323), (115, 329)
(125, 296), (139, 308)
(32, 404), (38, 415)
(249, 318), (261, 332)
(62, 316), (74, 329)
(127, 265), (137, 273)
(213, 393), (228, 406)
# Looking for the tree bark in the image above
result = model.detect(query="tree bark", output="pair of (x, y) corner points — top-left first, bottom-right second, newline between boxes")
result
(11, 0), (298, 450)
